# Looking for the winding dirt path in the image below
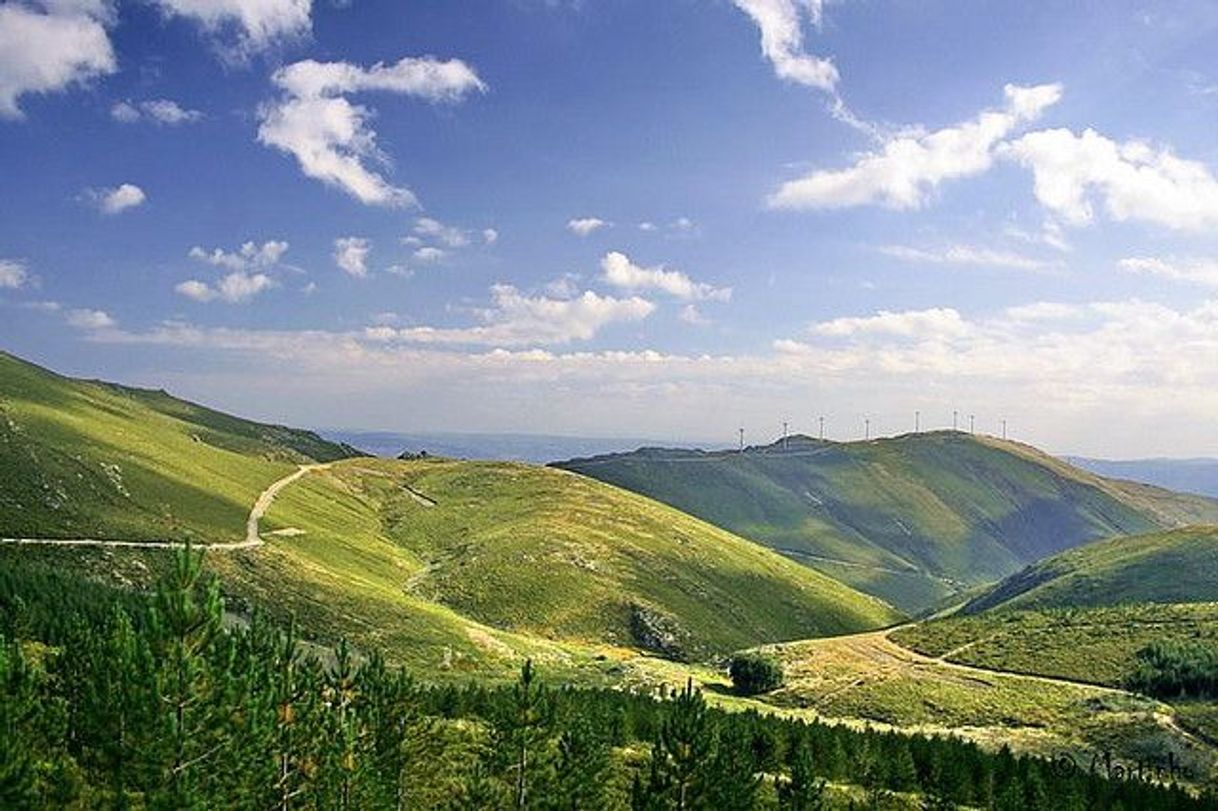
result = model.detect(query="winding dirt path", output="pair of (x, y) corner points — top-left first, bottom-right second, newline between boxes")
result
(0, 462), (331, 551)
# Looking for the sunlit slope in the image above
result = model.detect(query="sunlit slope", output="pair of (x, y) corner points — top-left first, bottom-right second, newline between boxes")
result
(555, 432), (1218, 612)
(0, 351), (357, 543)
(962, 526), (1218, 613)
(236, 458), (901, 664)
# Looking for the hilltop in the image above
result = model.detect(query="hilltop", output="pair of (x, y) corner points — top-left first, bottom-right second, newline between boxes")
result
(0, 351), (359, 544)
(961, 525), (1218, 613)
(0, 351), (898, 676)
(555, 432), (1218, 612)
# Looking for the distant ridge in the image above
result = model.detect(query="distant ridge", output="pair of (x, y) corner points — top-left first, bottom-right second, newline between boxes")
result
(555, 431), (1218, 613)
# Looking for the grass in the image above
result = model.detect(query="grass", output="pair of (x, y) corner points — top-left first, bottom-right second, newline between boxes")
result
(0, 351), (356, 543)
(744, 627), (1218, 789)
(221, 458), (900, 668)
(555, 432), (1218, 613)
(962, 526), (1218, 613)
(891, 602), (1218, 688)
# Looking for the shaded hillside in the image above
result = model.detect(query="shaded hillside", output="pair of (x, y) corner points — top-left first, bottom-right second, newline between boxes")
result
(0, 351), (359, 543)
(962, 526), (1218, 613)
(555, 432), (1218, 612)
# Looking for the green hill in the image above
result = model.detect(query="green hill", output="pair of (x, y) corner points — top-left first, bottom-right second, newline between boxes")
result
(554, 433), (1218, 613)
(961, 526), (1218, 613)
(0, 351), (358, 544)
(0, 351), (898, 676)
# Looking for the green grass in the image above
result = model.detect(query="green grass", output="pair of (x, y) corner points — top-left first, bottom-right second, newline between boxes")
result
(890, 603), (1218, 687)
(962, 526), (1218, 614)
(555, 432), (1218, 612)
(224, 458), (901, 668)
(0, 351), (356, 543)
(743, 627), (1218, 788)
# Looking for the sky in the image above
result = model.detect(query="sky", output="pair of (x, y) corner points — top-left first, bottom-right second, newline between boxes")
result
(4, 0), (1218, 457)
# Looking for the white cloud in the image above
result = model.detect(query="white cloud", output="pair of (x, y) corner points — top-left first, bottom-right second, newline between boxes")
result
(879, 244), (1056, 272)
(770, 83), (1062, 210)
(257, 57), (486, 207)
(1119, 256), (1218, 288)
(179, 240), (285, 303)
(601, 251), (731, 302)
(188, 240), (288, 271)
(1005, 127), (1218, 231)
(175, 272), (275, 303)
(413, 246), (446, 263)
(66, 308), (115, 329)
(0, 259), (29, 289)
(0, 1), (115, 119)
(413, 217), (469, 247)
(86, 183), (146, 214)
(333, 236), (370, 277)
(638, 221), (658, 232)
(810, 307), (972, 340)
(151, 0), (311, 60)
(366, 283), (654, 347)
(111, 98), (203, 125)
(482, 228), (499, 245)
(731, 0), (837, 92)
(567, 217), (609, 237)
(679, 304), (710, 326)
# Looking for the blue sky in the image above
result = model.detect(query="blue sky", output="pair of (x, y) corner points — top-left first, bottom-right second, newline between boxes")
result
(5, 0), (1218, 456)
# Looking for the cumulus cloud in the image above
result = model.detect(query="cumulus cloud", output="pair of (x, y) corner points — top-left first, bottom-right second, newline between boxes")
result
(0, 259), (29, 289)
(679, 304), (710, 326)
(413, 246), (446, 264)
(413, 217), (469, 247)
(177, 240), (286, 303)
(364, 283), (654, 347)
(84, 183), (146, 214)
(482, 228), (499, 245)
(333, 236), (371, 277)
(66, 307), (115, 330)
(879, 244), (1056, 272)
(0, 0), (115, 119)
(809, 307), (972, 340)
(567, 217), (609, 237)
(731, 0), (837, 91)
(601, 251), (731, 302)
(770, 83), (1062, 210)
(151, 0), (311, 61)
(257, 56), (486, 207)
(175, 273), (275, 303)
(188, 240), (288, 271)
(1005, 128), (1218, 231)
(111, 98), (203, 125)
(1119, 256), (1218, 288)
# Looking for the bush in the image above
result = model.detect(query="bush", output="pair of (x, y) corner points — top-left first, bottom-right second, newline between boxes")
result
(729, 652), (784, 695)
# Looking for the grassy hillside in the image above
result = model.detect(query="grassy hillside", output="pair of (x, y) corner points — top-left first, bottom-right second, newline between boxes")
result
(891, 602), (1218, 687)
(0, 351), (898, 676)
(555, 432), (1218, 612)
(0, 351), (358, 543)
(961, 526), (1218, 614)
(219, 458), (900, 665)
(745, 626), (1218, 788)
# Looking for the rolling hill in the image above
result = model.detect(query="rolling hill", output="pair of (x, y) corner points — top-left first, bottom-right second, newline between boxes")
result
(961, 526), (1218, 613)
(0, 351), (899, 676)
(555, 433), (1218, 612)
(0, 350), (359, 544)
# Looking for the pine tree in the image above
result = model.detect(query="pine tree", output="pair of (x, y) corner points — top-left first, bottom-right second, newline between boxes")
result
(706, 719), (760, 809)
(496, 659), (554, 809)
(548, 714), (611, 810)
(778, 729), (826, 811)
(146, 545), (225, 810)
(641, 679), (715, 810)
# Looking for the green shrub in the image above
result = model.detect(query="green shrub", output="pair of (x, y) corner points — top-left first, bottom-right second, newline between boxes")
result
(729, 652), (784, 695)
